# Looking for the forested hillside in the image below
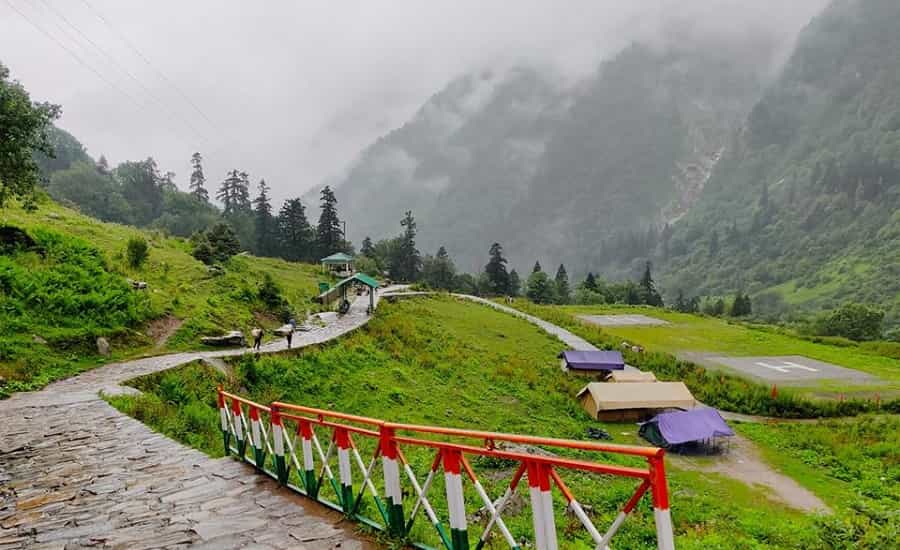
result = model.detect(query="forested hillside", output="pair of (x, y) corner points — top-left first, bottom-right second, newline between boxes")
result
(661, 0), (900, 326)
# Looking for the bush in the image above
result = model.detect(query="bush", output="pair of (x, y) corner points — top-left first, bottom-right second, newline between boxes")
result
(192, 222), (241, 265)
(257, 273), (287, 312)
(125, 236), (149, 268)
(812, 303), (884, 341)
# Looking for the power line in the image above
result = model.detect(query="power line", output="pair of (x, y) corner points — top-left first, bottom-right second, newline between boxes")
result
(78, 0), (223, 133)
(37, 0), (214, 145)
(4, 0), (147, 114)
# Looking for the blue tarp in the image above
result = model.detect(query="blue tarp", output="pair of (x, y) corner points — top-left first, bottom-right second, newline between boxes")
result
(559, 350), (625, 371)
(640, 408), (734, 445)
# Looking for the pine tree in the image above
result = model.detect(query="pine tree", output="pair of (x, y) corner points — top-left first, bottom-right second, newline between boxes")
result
(96, 155), (110, 175)
(484, 243), (510, 295)
(526, 269), (556, 304)
(315, 185), (344, 257)
(422, 246), (456, 290)
(554, 264), (570, 304)
(277, 198), (312, 261)
(584, 272), (598, 291)
(509, 269), (521, 296)
(391, 210), (422, 281)
(674, 289), (687, 312)
(533, 261), (542, 273)
(253, 179), (276, 256)
(360, 236), (375, 257)
(218, 169), (251, 215)
(639, 261), (664, 307)
(189, 152), (208, 202)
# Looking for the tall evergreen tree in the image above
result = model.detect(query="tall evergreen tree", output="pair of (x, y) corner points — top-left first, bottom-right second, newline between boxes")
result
(218, 169), (251, 215)
(189, 152), (208, 202)
(315, 185), (344, 257)
(394, 210), (422, 281)
(484, 242), (510, 295)
(532, 261), (542, 273)
(526, 269), (555, 304)
(360, 236), (375, 257)
(422, 246), (456, 290)
(638, 261), (664, 306)
(509, 269), (521, 296)
(554, 264), (570, 304)
(584, 272), (598, 291)
(277, 198), (313, 261)
(253, 179), (276, 256)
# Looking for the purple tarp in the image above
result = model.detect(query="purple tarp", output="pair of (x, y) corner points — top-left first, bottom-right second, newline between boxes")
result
(558, 350), (625, 371)
(643, 408), (735, 445)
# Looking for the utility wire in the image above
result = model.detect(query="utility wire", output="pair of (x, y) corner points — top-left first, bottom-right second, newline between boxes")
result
(78, 0), (223, 133)
(4, 0), (147, 114)
(37, 0), (214, 145)
(5, 0), (201, 152)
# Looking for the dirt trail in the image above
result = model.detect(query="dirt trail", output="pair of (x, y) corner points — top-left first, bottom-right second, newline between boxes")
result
(671, 435), (829, 513)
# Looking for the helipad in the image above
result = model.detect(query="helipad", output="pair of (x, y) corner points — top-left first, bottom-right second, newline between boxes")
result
(578, 314), (668, 326)
(705, 355), (875, 383)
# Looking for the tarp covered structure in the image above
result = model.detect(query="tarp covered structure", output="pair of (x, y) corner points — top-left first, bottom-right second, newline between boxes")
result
(607, 370), (658, 383)
(559, 350), (625, 372)
(639, 408), (734, 447)
(577, 382), (696, 421)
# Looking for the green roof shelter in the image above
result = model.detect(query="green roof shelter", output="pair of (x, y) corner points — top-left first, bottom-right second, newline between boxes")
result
(320, 252), (354, 275)
(316, 272), (380, 314)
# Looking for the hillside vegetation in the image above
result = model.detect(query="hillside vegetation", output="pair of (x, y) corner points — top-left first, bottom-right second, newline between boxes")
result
(0, 196), (322, 396)
(110, 296), (895, 548)
(662, 0), (900, 325)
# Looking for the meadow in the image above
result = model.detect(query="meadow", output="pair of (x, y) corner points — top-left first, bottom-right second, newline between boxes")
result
(0, 197), (323, 396)
(108, 296), (886, 549)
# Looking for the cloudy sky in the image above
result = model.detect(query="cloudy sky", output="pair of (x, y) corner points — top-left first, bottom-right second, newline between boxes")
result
(1, 0), (825, 204)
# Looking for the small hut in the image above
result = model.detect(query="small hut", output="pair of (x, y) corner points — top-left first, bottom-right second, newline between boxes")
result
(639, 408), (734, 453)
(320, 252), (354, 276)
(577, 382), (696, 421)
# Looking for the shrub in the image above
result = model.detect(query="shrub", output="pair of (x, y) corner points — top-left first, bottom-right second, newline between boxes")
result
(192, 222), (241, 265)
(812, 303), (884, 341)
(257, 273), (287, 312)
(125, 236), (149, 268)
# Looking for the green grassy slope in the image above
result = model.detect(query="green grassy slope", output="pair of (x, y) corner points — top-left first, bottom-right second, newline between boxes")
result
(0, 196), (323, 396)
(111, 296), (854, 549)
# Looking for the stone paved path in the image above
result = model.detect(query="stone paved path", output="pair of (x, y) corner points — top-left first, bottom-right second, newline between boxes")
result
(0, 292), (390, 550)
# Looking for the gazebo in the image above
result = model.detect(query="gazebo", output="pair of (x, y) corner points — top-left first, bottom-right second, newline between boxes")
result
(316, 272), (380, 314)
(320, 252), (354, 276)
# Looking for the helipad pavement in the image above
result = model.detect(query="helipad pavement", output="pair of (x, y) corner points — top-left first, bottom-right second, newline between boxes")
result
(578, 314), (669, 326)
(705, 355), (876, 383)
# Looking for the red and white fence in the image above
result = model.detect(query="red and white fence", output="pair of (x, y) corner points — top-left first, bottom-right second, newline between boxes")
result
(217, 387), (675, 549)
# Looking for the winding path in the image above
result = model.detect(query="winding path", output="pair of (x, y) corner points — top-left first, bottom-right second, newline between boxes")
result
(0, 293), (386, 550)
(0, 290), (827, 549)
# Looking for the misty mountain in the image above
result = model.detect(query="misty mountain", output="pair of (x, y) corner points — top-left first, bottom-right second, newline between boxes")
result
(327, 31), (771, 273)
(661, 0), (900, 324)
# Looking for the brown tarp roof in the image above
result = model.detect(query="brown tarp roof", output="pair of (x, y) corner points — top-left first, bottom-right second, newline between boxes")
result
(607, 370), (658, 383)
(577, 382), (696, 412)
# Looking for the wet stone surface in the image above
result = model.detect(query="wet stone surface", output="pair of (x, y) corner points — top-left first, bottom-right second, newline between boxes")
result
(0, 294), (386, 549)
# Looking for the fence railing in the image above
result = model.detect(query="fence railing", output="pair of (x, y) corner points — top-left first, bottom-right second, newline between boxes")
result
(217, 387), (675, 549)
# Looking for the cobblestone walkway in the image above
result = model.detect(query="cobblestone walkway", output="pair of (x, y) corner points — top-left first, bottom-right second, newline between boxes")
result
(0, 293), (386, 550)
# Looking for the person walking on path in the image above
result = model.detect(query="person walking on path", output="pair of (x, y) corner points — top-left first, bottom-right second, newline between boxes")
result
(286, 318), (296, 349)
(251, 327), (263, 350)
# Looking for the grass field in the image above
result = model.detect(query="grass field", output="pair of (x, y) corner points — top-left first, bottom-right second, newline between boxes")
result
(0, 197), (324, 396)
(110, 296), (867, 549)
(526, 302), (900, 396)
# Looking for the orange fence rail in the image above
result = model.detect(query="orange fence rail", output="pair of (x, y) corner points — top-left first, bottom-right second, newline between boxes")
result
(217, 387), (675, 549)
